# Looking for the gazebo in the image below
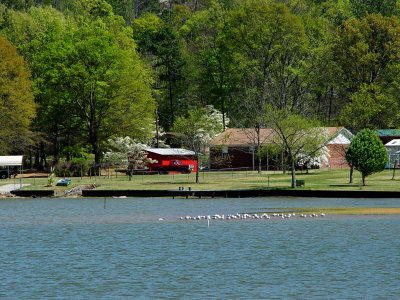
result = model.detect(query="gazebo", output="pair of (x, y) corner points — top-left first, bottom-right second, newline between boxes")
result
(0, 156), (24, 187)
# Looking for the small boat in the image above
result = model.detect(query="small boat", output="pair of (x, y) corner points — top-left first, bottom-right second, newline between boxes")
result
(56, 178), (72, 186)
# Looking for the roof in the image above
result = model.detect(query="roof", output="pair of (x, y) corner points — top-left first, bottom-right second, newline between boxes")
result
(145, 148), (195, 156)
(209, 128), (275, 146)
(0, 155), (23, 166)
(210, 127), (352, 146)
(385, 139), (400, 146)
(376, 129), (400, 137)
(327, 127), (354, 145)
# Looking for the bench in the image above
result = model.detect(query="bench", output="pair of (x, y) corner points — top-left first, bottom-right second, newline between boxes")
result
(296, 180), (305, 187)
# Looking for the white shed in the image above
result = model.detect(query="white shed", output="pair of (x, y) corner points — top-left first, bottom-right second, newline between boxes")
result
(384, 140), (400, 167)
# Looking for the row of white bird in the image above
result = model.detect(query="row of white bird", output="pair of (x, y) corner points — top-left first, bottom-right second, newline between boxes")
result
(178, 212), (326, 221)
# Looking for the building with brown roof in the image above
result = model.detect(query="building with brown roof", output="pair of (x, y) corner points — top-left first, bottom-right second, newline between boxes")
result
(209, 127), (353, 170)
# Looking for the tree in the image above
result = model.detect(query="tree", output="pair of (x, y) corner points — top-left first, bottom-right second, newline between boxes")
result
(59, 24), (155, 163)
(2, 5), (80, 166)
(0, 34), (35, 154)
(132, 7), (189, 131)
(224, 1), (308, 112)
(180, 1), (236, 129)
(350, 0), (399, 18)
(222, 1), (310, 172)
(107, 0), (161, 24)
(340, 83), (398, 132)
(298, 145), (330, 173)
(0, 0), (73, 10)
(331, 14), (400, 98)
(172, 105), (225, 183)
(265, 108), (328, 188)
(345, 129), (387, 186)
(105, 136), (157, 180)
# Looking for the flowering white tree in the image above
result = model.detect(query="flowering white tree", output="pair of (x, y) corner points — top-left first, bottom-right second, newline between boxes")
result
(105, 137), (157, 179)
(173, 105), (227, 183)
(297, 145), (330, 172)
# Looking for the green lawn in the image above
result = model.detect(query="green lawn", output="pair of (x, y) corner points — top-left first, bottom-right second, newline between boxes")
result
(3, 167), (400, 192)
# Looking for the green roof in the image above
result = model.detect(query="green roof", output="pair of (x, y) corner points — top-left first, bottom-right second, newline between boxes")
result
(376, 129), (400, 137)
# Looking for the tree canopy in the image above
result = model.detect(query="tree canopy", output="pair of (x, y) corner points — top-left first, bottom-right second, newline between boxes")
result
(0, 34), (35, 154)
(345, 129), (388, 185)
(172, 105), (225, 183)
(1, 3), (155, 163)
(1, 0), (400, 172)
(264, 108), (327, 188)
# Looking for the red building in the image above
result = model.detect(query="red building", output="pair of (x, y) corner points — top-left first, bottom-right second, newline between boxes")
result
(145, 148), (198, 173)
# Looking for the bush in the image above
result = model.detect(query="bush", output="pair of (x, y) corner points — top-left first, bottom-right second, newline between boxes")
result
(54, 159), (90, 177)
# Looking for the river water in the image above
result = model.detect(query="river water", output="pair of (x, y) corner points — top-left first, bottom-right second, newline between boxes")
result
(0, 197), (399, 299)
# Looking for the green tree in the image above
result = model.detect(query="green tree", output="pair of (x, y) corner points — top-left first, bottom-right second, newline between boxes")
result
(331, 14), (400, 97)
(107, 0), (161, 24)
(265, 108), (327, 188)
(345, 129), (387, 186)
(0, 0), (74, 10)
(0, 34), (35, 154)
(132, 7), (188, 130)
(180, 1), (236, 129)
(1, 6), (76, 165)
(329, 13), (400, 128)
(56, 23), (155, 163)
(2, 2), (156, 164)
(224, 1), (308, 112)
(340, 83), (398, 132)
(350, 0), (399, 18)
(221, 1), (309, 172)
(173, 105), (225, 183)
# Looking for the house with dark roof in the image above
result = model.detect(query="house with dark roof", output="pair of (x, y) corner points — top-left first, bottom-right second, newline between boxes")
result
(209, 127), (353, 170)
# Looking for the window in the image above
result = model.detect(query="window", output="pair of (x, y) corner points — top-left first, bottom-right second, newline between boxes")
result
(222, 146), (228, 159)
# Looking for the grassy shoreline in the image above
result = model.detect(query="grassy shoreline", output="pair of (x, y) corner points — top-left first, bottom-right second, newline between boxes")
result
(3, 168), (400, 192)
(2, 170), (400, 215)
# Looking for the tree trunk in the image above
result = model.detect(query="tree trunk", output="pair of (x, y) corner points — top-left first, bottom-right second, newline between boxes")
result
(89, 126), (101, 164)
(53, 124), (59, 164)
(29, 150), (33, 169)
(256, 125), (261, 174)
(291, 160), (296, 188)
(35, 147), (40, 170)
(349, 165), (354, 183)
(155, 109), (160, 148)
(392, 160), (397, 180)
(195, 152), (199, 183)
(167, 60), (174, 129)
(40, 142), (47, 170)
(221, 95), (226, 131)
(94, 149), (101, 164)
(362, 174), (366, 186)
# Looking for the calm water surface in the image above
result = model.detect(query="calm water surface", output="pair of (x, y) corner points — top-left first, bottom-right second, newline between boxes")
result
(0, 197), (399, 299)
